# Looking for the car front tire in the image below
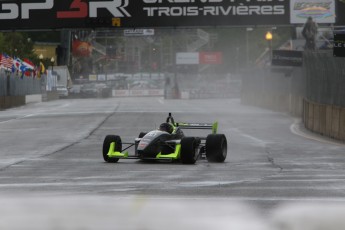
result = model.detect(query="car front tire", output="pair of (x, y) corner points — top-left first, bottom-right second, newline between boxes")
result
(103, 135), (122, 163)
(180, 137), (199, 164)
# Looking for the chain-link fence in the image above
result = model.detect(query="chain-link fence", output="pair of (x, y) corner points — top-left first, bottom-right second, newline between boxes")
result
(304, 51), (345, 107)
(0, 70), (42, 96)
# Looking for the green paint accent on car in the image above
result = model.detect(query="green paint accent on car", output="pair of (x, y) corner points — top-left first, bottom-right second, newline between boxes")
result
(212, 122), (218, 134)
(107, 142), (129, 158)
(156, 144), (181, 160)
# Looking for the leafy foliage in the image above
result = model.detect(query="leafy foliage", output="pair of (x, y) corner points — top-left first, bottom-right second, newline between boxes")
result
(0, 32), (39, 64)
(0, 31), (59, 65)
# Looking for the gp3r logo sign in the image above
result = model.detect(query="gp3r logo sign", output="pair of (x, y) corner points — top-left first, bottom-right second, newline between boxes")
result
(0, 0), (130, 20)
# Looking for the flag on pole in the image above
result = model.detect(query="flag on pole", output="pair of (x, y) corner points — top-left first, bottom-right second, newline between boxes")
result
(23, 58), (35, 70)
(40, 62), (46, 74)
(37, 61), (46, 78)
(13, 57), (23, 72)
(0, 53), (13, 70)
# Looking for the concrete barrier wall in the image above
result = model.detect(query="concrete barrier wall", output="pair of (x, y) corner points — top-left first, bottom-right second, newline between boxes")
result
(25, 94), (42, 104)
(241, 67), (305, 117)
(0, 93), (56, 110)
(303, 99), (345, 142)
(43, 91), (59, 101)
(0, 96), (26, 110)
(241, 91), (303, 116)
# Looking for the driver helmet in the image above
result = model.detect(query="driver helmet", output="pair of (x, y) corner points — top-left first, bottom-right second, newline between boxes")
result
(159, 123), (174, 134)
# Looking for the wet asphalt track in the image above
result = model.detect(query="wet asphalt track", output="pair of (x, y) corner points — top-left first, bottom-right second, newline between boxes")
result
(0, 97), (345, 229)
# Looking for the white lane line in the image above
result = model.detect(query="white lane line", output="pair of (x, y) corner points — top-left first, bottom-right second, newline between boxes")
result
(231, 128), (270, 147)
(0, 103), (70, 123)
(0, 114), (36, 124)
(98, 196), (345, 202)
(1, 180), (345, 189)
(0, 181), (164, 187)
(290, 119), (345, 146)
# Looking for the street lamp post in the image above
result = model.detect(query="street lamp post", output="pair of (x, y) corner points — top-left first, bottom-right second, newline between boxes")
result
(265, 31), (273, 63)
(246, 27), (253, 67)
(50, 57), (55, 71)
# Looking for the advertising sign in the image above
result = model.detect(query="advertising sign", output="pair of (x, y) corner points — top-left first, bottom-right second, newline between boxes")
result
(290, 0), (335, 24)
(176, 52), (223, 65)
(124, 29), (155, 36)
(199, 52), (223, 65)
(333, 34), (345, 57)
(272, 50), (303, 66)
(176, 53), (199, 65)
(88, 74), (97, 81)
(0, 0), (290, 30)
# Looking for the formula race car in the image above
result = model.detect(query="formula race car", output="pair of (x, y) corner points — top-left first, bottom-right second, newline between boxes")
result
(102, 113), (227, 164)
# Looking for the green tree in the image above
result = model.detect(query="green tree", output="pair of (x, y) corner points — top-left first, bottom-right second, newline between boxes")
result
(0, 32), (39, 64)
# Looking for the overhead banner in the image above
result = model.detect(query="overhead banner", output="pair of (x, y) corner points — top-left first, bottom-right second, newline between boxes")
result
(0, 0), (290, 30)
(290, 0), (336, 24)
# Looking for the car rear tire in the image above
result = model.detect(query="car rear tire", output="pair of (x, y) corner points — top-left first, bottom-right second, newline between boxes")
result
(206, 134), (227, 163)
(180, 137), (199, 164)
(103, 135), (122, 163)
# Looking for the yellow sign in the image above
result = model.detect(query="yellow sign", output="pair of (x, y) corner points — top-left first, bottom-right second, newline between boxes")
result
(112, 18), (121, 27)
(89, 74), (97, 81)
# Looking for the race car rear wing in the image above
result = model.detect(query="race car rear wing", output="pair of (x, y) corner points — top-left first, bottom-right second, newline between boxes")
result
(176, 122), (218, 134)
(166, 113), (218, 134)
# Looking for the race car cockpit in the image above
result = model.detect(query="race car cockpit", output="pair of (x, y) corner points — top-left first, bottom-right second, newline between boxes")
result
(159, 122), (174, 134)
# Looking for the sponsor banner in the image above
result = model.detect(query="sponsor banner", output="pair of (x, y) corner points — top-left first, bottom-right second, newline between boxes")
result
(333, 34), (345, 57)
(176, 52), (223, 65)
(124, 29), (154, 36)
(107, 74), (116, 80)
(88, 74), (97, 81)
(98, 74), (106, 81)
(113, 89), (163, 97)
(176, 52), (199, 65)
(130, 90), (148, 96)
(272, 50), (303, 66)
(290, 0), (335, 24)
(148, 89), (164, 96)
(113, 90), (130, 97)
(199, 52), (223, 65)
(0, 0), (290, 30)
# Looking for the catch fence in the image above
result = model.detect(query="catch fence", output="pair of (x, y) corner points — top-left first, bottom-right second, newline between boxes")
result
(304, 51), (345, 107)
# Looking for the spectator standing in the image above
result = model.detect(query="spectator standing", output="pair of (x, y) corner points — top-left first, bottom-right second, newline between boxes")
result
(302, 17), (318, 50)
